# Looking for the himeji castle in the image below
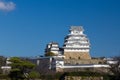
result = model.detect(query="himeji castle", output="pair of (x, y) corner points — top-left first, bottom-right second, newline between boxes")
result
(45, 26), (91, 59)
(3, 26), (118, 75)
(63, 26), (91, 59)
(30, 26), (115, 73)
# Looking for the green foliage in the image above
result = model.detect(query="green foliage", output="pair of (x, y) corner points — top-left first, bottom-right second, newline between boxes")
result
(9, 57), (35, 69)
(9, 68), (23, 80)
(55, 72), (63, 79)
(59, 72), (119, 80)
(10, 68), (21, 72)
(0, 74), (9, 79)
(45, 52), (56, 56)
(0, 56), (6, 74)
(40, 72), (63, 80)
(9, 57), (36, 80)
(28, 71), (40, 79)
(110, 63), (120, 80)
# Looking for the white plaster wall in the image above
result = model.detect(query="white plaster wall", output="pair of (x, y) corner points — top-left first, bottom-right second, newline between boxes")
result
(64, 49), (89, 52)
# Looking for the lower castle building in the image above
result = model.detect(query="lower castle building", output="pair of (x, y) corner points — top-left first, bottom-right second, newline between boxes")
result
(45, 42), (61, 55)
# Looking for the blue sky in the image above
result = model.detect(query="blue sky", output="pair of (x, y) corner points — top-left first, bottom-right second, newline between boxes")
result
(0, 0), (120, 57)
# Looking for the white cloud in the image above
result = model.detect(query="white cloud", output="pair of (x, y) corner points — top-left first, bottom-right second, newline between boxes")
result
(0, 1), (16, 12)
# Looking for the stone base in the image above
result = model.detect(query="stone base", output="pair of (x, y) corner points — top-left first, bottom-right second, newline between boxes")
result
(64, 52), (91, 60)
(56, 67), (64, 72)
(65, 76), (103, 80)
(64, 59), (105, 64)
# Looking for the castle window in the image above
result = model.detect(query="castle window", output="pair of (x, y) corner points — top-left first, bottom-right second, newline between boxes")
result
(69, 57), (71, 59)
(78, 57), (80, 59)
(98, 62), (102, 64)
(76, 63), (79, 65)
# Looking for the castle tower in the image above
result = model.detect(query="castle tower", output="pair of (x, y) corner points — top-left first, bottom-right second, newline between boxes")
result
(45, 42), (61, 55)
(63, 26), (91, 59)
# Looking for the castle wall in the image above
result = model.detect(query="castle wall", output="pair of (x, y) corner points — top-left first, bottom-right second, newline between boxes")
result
(64, 52), (91, 60)
(64, 59), (105, 65)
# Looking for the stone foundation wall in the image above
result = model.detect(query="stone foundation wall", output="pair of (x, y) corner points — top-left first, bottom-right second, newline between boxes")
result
(63, 67), (110, 73)
(56, 67), (64, 72)
(64, 52), (91, 60)
(65, 76), (103, 80)
(64, 59), (105, 64)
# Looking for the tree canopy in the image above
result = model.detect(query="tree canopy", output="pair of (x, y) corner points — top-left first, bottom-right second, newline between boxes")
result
(0, 56), (6, 74)
(28, 71), (40, 79)
(45, 52), (56, 56)
(9, 57), (36, 80)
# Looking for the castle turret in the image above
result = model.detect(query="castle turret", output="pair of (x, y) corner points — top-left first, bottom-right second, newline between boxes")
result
(45, 42), (61, 55)
(63, 26), (91, 59)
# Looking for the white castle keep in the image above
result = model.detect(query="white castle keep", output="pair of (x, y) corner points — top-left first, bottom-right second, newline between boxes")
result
(63, 26), (90, 52)
(63, 26), (91, 59)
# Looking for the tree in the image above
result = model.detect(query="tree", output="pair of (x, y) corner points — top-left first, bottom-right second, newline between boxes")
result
(28, 71), (40, 80)
(45, 52), (56, 56)
(110, 56), (120, 80)
(9, 57), (36, 80)
(0, 56), (6, 74)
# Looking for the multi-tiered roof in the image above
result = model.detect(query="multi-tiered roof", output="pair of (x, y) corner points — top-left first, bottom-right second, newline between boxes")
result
(45, 42), (60, 55)
(63, 26), (90, 52)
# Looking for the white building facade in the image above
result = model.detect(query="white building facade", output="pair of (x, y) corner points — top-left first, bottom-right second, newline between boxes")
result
(63, 26), (91, 59)
(63, 26), (90, 52)
(45, 42), (61, 55)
